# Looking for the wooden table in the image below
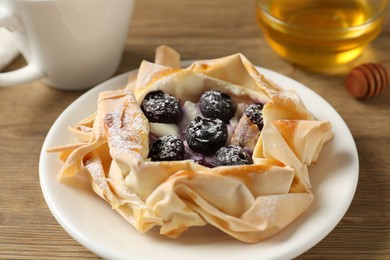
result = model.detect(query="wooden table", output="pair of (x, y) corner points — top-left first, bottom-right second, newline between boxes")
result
(1, 0), (389, 259)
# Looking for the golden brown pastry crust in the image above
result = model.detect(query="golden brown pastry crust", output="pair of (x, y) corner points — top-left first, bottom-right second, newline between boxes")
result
(48, 46), (333, 243)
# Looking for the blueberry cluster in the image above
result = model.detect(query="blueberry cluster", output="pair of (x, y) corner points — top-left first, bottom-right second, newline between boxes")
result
(184, 90), (234, 156)
(143, 89), (260, 166)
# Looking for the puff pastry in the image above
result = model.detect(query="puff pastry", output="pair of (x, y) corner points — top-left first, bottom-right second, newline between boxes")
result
(48, 46), (333, 243)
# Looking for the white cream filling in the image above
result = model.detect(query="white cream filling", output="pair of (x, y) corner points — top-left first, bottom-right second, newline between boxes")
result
(149, 123), (180, 137)
(178, 101), (202, 130)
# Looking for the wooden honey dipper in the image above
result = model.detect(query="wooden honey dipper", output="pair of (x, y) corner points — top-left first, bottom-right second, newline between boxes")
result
(345, 63), (389, 99)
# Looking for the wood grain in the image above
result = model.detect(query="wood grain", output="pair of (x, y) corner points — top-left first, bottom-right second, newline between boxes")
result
(1, 0), (389, 259)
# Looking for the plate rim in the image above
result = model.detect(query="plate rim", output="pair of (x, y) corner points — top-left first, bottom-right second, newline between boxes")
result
(39, 66), (359, 260)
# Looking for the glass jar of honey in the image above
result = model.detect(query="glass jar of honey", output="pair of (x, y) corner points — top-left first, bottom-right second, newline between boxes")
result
(256, 0), (388, 72)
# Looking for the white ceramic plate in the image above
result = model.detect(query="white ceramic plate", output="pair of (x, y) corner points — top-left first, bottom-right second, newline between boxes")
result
(39, 67), (359, 260)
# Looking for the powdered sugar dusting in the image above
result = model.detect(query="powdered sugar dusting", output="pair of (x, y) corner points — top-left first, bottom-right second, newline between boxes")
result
(257, 196), (279, 223)
(105, 101), (148, 160)
(85, 158), (108, 190)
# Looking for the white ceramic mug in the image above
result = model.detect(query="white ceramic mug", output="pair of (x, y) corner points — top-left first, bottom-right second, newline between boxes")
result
(0, 0), (134, 90)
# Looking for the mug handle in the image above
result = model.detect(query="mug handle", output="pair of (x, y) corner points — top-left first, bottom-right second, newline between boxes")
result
(0, 7), (44, 87)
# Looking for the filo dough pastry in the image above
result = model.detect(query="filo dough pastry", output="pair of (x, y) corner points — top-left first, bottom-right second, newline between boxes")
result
(48, 46), (333, 243)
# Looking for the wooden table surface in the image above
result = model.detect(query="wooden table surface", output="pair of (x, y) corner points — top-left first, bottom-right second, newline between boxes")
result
(1, 0), (389, 259)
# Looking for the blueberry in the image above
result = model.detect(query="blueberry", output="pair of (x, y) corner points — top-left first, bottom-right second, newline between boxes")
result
(244, 103), (264, 130)
(186, 116), (228, 155)
(148, 135), (185, 161)
(213, 145), (253, 166)
(199, 90), (235, 123)
(141, 91), (182, 124)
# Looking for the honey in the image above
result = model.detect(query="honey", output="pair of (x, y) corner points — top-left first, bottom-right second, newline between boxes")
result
(256, 0), (387, 72)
